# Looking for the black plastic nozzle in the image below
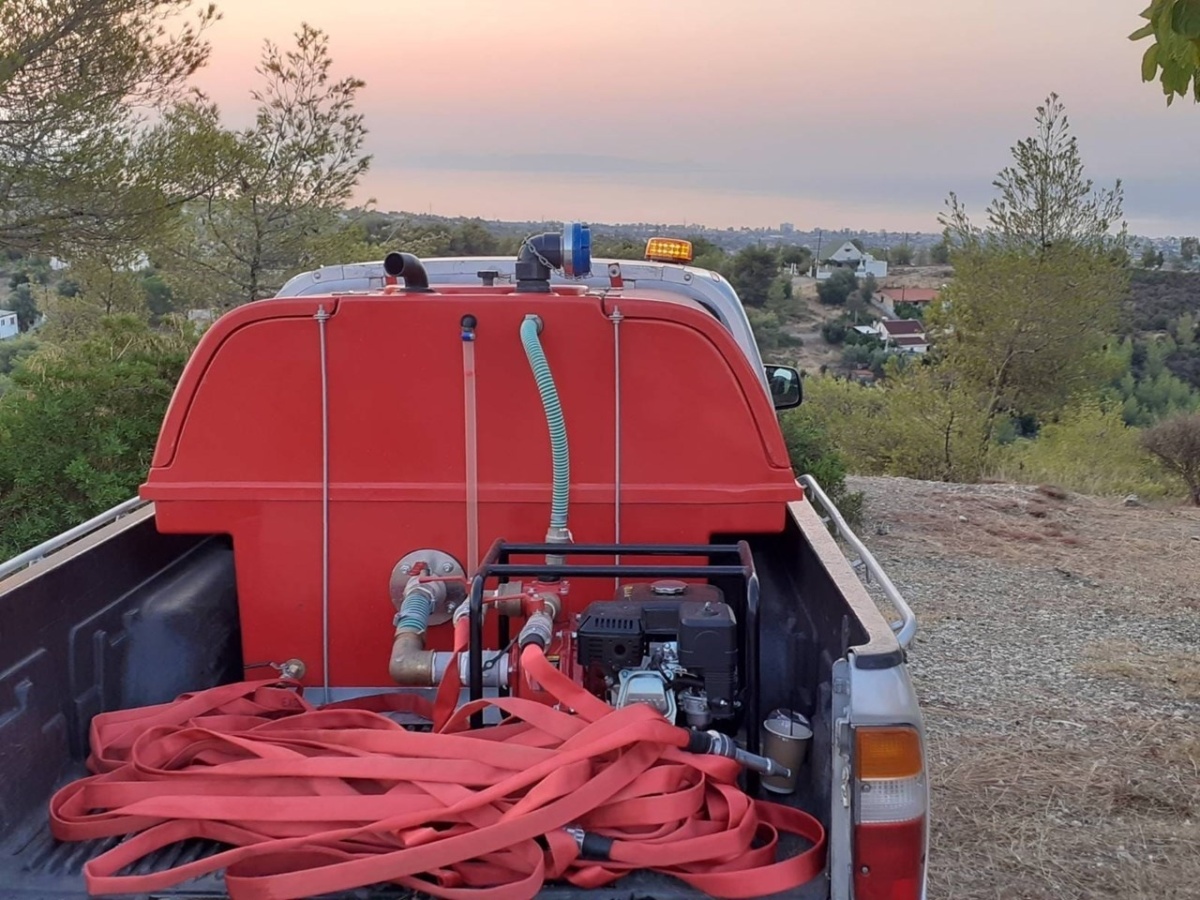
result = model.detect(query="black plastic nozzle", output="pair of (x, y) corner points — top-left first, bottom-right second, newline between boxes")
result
(384, 251), (432, 292)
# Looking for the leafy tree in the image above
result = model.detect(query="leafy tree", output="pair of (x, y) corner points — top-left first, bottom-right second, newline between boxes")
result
(1142, 246), (1165, 269)
(841, 344), (896, 379)
(689, 236), (729, 273)
(591, 236), (644, 258)
(930, 238), (952, 265)
(888, 245), (914, 266)
(932, 92), (1130, 455)
(158, 24), (371, 308)
(746, 307), (800, 355)
(0, 335), (39, 377)
(894, 301), (925, 320)
(9, 283), (39, 331)
(930, 244), (1127, 450)
(765, 274), (799, 318)
(941, 94), (1125, 254)
(387, 221), (456, 257)
(778, 245), (812, 271)
(1181, 236), (1198, 261)
(0, 0), (221, 255)
(859, 273), (878, 304)
(849, 239), (865, 252)
(1141, 411), (1200, 504)
(1178, 312), (1198, 347)
(816, 268), (858, 305)
(874, 362), (990, 481)
(844, 329), (882, 349)
(729, 245), (779, 308)
(1130, 0), (1200, 105)
(142, 273), (175, 322)
(0, 316), (198, 555)
(66, 253), (150, 316)
(796, 368), (988, 482)
(449, 219), (499, 256)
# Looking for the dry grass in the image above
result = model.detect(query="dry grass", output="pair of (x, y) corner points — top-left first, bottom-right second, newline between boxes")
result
(851, 476), (1200, 898)
(927, 719), (1200, 899)
(860, 479), (1200, 610)
(1083, 640), (1200, 701)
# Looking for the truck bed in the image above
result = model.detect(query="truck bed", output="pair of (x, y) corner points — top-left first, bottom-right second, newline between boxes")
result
(0, 765), (824, 900)
(0, 499), (901, 900)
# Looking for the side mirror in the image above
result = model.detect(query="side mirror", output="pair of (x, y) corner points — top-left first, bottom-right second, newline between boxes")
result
(765, 364), (802, 410)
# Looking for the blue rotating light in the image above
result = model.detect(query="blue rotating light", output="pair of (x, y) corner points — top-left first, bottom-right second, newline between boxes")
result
(561, 222), (592, 278)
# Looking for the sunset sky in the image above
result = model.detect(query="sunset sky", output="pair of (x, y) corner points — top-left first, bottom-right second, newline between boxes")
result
(192, 1), (1198, 236)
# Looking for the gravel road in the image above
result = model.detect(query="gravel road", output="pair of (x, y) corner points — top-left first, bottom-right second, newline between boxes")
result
(847, 476), (1200, 899)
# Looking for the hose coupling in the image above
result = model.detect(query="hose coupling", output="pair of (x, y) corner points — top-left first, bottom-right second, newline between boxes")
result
(518, 608), (555, 650)
(563, 825), (613, 861)
(545, 524), (573, 566)
(394, 577), (446, 634)
(686, 729), (792, 779)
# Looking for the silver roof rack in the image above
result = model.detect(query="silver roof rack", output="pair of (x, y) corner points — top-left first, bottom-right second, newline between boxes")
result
(275, 256), (770, 391)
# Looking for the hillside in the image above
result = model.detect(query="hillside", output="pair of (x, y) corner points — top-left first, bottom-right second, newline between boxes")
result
(848, 475), (1199, 898)
(1125, 269), (1200, 333)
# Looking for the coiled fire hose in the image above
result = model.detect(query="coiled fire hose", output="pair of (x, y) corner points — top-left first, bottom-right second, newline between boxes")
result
(49, 631), (825, 900)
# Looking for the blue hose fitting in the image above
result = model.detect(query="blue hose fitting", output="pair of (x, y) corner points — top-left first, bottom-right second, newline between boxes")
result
(394, 580), (439, 634)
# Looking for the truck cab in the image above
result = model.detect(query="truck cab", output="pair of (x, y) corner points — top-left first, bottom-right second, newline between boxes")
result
(0, 226), (927, 899)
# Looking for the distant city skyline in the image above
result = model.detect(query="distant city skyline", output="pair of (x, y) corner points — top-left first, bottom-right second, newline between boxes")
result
(362, 210), (1190, 247)
(194, 1), (1200, 237)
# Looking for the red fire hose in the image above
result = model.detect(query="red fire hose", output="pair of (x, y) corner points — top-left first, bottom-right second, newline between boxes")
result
(49, 644), (826, 900)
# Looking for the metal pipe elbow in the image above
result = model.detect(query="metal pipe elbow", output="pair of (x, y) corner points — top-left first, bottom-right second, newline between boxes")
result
(388, 631), (436, 685)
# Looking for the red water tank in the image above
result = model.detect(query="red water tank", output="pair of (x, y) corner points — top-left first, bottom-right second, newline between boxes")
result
(141, 286), (800, 686)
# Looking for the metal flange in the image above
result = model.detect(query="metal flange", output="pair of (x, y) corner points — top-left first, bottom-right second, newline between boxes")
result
(390, 549), (466, 627)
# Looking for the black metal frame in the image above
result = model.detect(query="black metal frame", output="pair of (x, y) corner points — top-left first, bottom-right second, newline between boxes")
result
(466, 539), (762, 759)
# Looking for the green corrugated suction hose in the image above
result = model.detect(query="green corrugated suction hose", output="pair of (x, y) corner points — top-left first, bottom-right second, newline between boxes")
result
(520, 315), (569, 530)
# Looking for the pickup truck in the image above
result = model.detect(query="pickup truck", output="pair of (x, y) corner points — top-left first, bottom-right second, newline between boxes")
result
(0, 227), (927, 900)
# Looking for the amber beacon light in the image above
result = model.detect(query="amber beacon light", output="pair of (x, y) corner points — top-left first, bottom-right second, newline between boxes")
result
(644, 237), (694, 264)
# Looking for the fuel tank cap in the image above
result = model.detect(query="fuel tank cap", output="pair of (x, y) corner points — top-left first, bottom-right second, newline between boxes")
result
(650, 580), (688, 596)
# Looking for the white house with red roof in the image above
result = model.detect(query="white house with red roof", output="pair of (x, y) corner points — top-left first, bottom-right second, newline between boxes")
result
(877, 318), (929, 354)
(851, 317), (930, 354)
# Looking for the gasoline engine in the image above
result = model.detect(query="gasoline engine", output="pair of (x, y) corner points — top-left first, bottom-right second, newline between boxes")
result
(576, 581), (737, 730)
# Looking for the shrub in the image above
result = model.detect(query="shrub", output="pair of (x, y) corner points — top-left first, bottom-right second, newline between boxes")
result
(1141, 411), (1200, 505)
(988, 401), (1171, 499)
(0, 317), (198, 557)
(780, 406), (863, 527)
(747, 307), (801, 355)
(798, 369), (989, 482)
(765, 274), (802, 319)
(817, 268), (859, 305)
(821, 320), (847, 344)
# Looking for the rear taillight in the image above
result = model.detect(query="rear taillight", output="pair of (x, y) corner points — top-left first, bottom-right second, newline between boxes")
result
(853, 725), (927, 900)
